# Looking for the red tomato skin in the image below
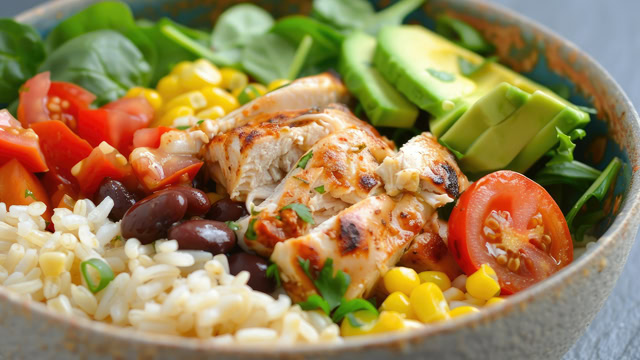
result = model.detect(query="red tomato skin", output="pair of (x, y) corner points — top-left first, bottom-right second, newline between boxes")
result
(74, 147), (132, 196)
(18, 72), (51, 127)
(48, 82), (96, 121)
(31, 121), (93, 188)
(0, 110), (48, 173)
(0, 158), (52, 221)
(448, 170), (573, 295)
(132, 127), (173, 149)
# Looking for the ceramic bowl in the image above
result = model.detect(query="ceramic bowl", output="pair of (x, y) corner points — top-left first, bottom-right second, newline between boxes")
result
(4, 0), (639, 358)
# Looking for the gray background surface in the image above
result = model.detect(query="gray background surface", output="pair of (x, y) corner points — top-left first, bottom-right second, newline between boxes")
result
(3, 0), (639, 359)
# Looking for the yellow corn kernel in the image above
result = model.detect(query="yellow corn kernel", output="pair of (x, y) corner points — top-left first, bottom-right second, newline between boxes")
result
(466, 264), (501, 301)
(380, 291), (415, 319)
(125, 87), (163, 111)
(267, 79), (291, 92)
(155, 106), (194, 127)
(340, 310), (405, 337)
(170, 61), (193, 76)
(410, 282), (450, 323)
(179, 59), (222, 90)
(156, 74), (183, 101)
(418, 271), (451, 291)
(485, 297), (506, 306)
(162, 91), (208, 114)
(196, 105), (226, 120)
(220, 67), (249, 92)
(39, 252), (67, 277)
(449, 306), (480, 318)
(383, 267), (420, 296)
(200, 87), (239, 113)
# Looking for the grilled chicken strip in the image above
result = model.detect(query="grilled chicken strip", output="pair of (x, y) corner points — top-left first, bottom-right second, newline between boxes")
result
(376, 132), (469, 207)
(238, 127), (394, 257)
(206, 105), (380, 203)
(271, 193), (432, 302)
(199, 73), (349, 138)
(398, 214), (463, 280)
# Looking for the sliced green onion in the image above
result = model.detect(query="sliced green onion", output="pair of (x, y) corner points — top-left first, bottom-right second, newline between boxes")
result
(80, 258), (114, 293)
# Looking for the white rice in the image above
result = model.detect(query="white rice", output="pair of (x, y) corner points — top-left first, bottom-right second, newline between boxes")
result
(0, 199), (340, 344)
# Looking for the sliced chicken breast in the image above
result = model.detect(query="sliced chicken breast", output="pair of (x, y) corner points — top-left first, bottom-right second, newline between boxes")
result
(398, 214), (463, 280)
(376, 132), (469, 208)
(206, 105), (380, 203)
(238, 127), (394, 257)
(199, 73), (350, 138)
(271, 194), (432, 303)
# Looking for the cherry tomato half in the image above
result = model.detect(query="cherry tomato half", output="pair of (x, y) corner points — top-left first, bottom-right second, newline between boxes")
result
(448, 170), (573, 294)
(0, 110), (48, 173)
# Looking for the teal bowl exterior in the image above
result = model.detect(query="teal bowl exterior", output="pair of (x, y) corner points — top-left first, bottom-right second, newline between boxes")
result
(3, 0), (639, 359)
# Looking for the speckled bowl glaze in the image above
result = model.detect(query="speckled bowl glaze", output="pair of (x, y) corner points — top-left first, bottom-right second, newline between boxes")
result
(5, 0), (639, 359)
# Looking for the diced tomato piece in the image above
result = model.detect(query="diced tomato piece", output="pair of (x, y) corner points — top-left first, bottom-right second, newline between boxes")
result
(0, 110), (48, 172)
(77, 97), (154, 156)
(72, 142), (134, 196)
(130, 147), (202, 192)
(0, 159), (52, 221)
(17, 72), (95, 131)
(133, 127), (174, 149)
(31, 121), (93, 189)
(18, 72), (51, 127)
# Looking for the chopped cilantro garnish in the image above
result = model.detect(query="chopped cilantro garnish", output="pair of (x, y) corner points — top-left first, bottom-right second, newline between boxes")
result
(266, 263), (281, 288)
(225, 221), (240, 231)
(296, 257), (378, 323)
(275, 215), (282, 220)
(175, 125), (191, 130)
(427, 68), (455, 82)
(297, 151), (313, 169)
(314, 185), (326, 194)
(24, 189), (36, 200)
(197, 119), (205, 125)
(353, 143), (367, 153)
(281, 203), (314, 224)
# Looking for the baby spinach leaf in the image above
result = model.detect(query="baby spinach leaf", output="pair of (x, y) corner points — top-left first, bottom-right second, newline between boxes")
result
(0, 19), (45, 104)
(45, 1), (157, 68)
(39, 30), (151, 106)
(242, 33), (296, 84)
(160, 22), (236, 68)
(535, 161), (601, 189)
(211, 4), (274, 51)
(436, 15), (494, 54)
(272, 16), (344, 68)
(312, 0), (375, 30)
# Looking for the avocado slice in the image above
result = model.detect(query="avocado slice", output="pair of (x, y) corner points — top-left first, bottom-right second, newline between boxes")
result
(339, 32), (418, 127)
(374, 25), (477, 117)
(459, 91), (567, 174)
(507, 106), (590, 172)
(439, 83), (530, 155)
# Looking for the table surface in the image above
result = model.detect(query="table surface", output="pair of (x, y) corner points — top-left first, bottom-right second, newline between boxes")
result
(3, 0), (640, 359)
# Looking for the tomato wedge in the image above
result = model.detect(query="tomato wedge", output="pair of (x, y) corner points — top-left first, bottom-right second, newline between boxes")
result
(0, 110), (48, 172)
(130, 147), (203, 192)
(132, 126), (173, 149)
(73, 143), (134, 196)
(448, 170), (573, 294)
(77, 97), (153, 156)
(17, 72), (95, 130)
(0, 159), (52, 221)
(31, 121), (93, 189)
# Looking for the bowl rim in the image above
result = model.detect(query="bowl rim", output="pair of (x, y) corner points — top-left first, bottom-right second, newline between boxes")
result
(9, 0), (640, 356)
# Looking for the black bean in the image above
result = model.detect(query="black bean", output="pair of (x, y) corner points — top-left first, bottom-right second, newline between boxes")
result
(207, 198), (248, 222)
(168, 220), (235, 254)
(94, 179), (137, 221)
(167, 186), (211, 216)
(228, 253), (275, 294)
(121, 191), (187, 244)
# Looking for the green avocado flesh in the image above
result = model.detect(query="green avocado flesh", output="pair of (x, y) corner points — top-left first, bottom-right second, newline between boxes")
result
(374, 25), (590, 174)
(439, 82), (530, 155)
(339, 32), (418, 127)
(459, 91), (569, 174)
